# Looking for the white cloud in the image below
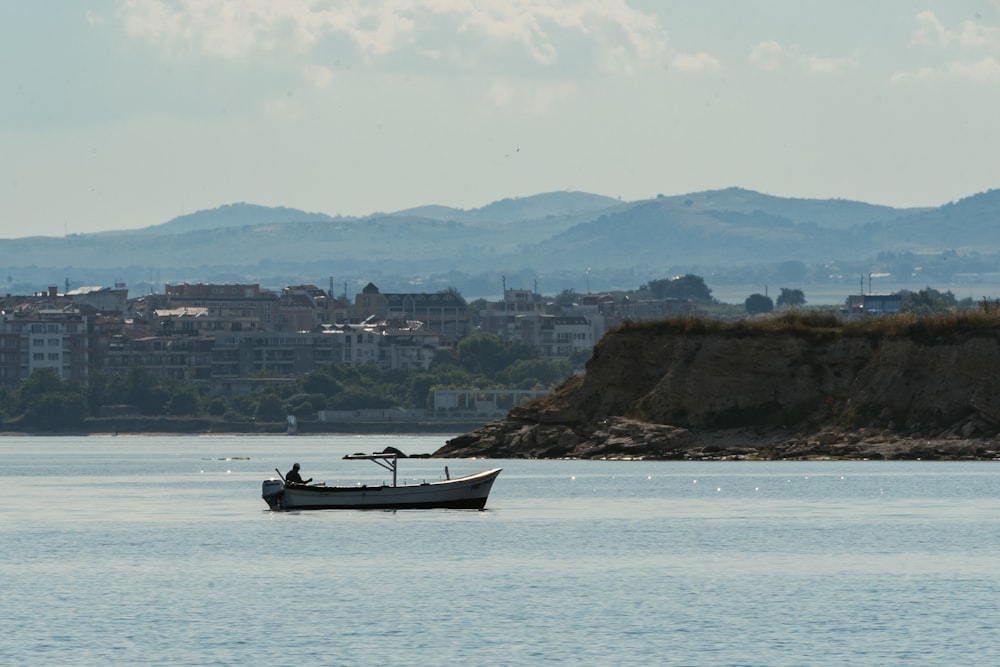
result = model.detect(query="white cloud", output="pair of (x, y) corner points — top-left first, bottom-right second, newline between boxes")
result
(301, 64), (334, 89)
(893, 56), (1000, 83)
(85, 10), (106, 27)
(910, 9), (1000, 51)
(118, 0), (287, 61)
(957, 17), (1000, 50)
(749, 40), (785, 71)
(911, 10), (952, 48)
(896, 9), (1000, 82)
(116, 0), (668, 75)
(801, 52), (860, 74)
(749, 40), (857, 74)
(671, 52), (721, 73)
(889, 66), (937, 84)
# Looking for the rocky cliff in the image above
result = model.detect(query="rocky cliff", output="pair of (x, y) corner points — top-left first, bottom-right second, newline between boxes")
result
(436, 314), (1000, 460)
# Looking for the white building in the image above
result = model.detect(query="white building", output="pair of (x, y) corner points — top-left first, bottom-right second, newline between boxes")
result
(21, 310), (89, 382)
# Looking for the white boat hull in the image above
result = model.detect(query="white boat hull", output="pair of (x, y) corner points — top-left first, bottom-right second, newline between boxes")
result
(262, 468), (502, 511)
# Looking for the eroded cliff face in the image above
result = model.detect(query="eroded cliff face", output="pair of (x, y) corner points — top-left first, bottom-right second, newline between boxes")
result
(437, 322), (1000, 460)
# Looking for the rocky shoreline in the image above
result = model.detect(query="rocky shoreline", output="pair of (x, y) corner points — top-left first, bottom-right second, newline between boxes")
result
(436, 416), (1000, 460)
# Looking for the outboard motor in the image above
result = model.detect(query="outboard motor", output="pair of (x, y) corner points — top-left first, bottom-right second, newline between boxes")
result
(261, 479), (285, 510)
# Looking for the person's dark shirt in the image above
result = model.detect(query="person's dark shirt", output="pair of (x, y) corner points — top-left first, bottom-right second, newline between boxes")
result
(285, 468), (304, 484)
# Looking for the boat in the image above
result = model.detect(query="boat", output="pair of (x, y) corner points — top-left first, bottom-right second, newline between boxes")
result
(261, 450), (502, 511)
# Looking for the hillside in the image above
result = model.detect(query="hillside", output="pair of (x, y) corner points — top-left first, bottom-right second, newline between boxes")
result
(2, 187), (999, 300)
(121, 202), (336, 235)
(436, 314), (1000, 460)
(391, 191), (625, 224)
(655, 187), (920, 229)
(862, 188), (1000, 252)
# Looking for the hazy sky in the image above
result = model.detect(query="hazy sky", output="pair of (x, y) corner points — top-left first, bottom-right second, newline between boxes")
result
(3, 1), (1000, 237)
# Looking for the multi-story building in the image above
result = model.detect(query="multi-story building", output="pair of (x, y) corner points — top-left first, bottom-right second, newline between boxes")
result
(209, 331), (344, 379)
(0, 309), (89, 384)
(538, 315), (598, 360)
(66, 285), (129, 315)
(479, 289), (545, 340)
(320, 320), (442, 371)
(278, 285), (349, 331)
(104, 335), (214, 381)
(140, 283), (279, 333)
(0, 318), (25, 388)
(134, 283), (350, 336)
(2, 280), (643, 389)
(481, 289), (693, 359)
(354, 282), (469, 341)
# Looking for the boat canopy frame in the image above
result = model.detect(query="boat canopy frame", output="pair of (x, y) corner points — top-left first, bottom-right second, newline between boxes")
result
(343, 452), (401, 486)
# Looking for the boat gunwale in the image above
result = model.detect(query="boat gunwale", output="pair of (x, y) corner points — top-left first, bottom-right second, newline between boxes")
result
(276, 468), (502, 495)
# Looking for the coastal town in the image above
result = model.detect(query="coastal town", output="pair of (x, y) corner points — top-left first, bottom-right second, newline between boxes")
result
(0, 281), (694, 396)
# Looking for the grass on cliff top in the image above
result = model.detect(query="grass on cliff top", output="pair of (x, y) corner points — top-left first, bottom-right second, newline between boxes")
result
(615, 309), (1000, 340)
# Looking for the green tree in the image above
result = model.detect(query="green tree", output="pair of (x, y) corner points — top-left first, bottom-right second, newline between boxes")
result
(640, 274), (713, 301)
(900, 287), (957, 315)
(206, 396), (228, 417)
(15, 369), (87, 429)
(567, 348), (592, 367)
(0, 385), (10, 421)
(227, 394), (254, 419)
(404, 372), (444, 410)
(428, 348), (460, 371)
(496, 359), (572, 389)
(22, 391), (88, 429)
(455, 332), (536, 378)
(286, 392), (327, 418)
(15, 367), (63, 407)
(165, 388), (201, 416)
(123, 368), (172, 415)
(776, 288), (806, 308)
(455, 333), (504, 375)
(327, 388), (394, 410)
(467, 298), (488, 327)
(300, 369), (341, 396)
(745, 293), (774, 314)
(253, 393), (286, 421)
(553, 288), (580, 305)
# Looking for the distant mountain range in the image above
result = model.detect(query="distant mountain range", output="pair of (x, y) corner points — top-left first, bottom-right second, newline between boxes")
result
(2, 187), (998, 303)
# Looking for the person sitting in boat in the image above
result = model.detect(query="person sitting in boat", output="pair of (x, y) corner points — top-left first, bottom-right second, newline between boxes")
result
(285, 463), (312, 485)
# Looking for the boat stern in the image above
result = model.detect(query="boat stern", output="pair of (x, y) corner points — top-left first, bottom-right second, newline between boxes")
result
(261, 479), (285, 510)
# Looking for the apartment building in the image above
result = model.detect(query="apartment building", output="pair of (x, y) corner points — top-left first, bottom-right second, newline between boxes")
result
(141, 283), (278, 333)
(0, 309), (89, 385)
(104, 335), (214, 381)
(354, 282), (469, 340)
(480, 289), (691, 360)
(279, 285), (349, 330)
(0, 318), (24, 388)
(210, 331), (343, 379)
(320, 320), (442, 371)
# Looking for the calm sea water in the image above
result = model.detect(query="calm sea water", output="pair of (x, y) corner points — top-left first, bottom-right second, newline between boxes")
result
(2, 434), (998, 666)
